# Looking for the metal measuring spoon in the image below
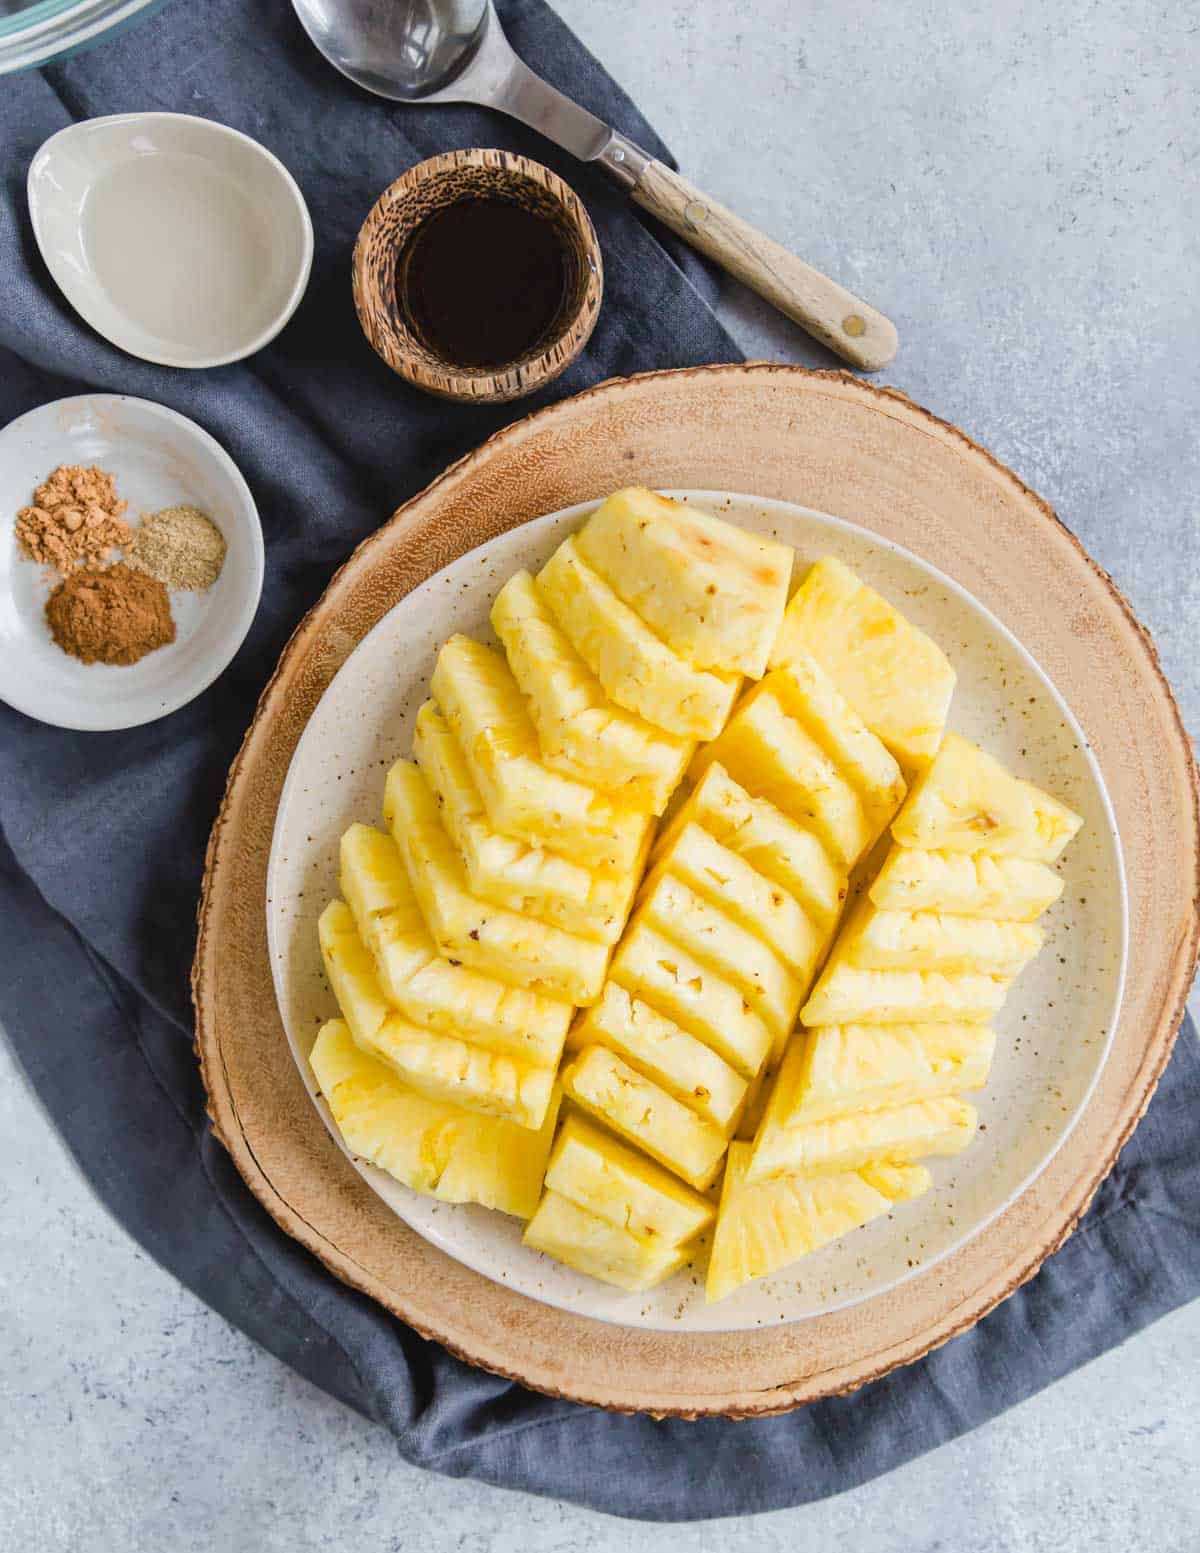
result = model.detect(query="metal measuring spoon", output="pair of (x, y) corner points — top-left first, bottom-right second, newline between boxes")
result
(292, 0), (898, 370)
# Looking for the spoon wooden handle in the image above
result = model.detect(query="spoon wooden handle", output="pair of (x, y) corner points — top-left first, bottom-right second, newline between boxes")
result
(628, 160), (898, 372)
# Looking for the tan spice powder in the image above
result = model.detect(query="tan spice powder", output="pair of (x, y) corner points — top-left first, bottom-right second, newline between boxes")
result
(45, 563), (176, 666)
(15, 464), (132, 573)
(127, 504), (227, 592)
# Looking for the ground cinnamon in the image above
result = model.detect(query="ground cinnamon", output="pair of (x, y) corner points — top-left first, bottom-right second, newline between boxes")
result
(45, 563), (176, 666)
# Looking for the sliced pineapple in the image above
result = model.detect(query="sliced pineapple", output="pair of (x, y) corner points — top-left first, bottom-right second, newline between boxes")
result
(869, 845), (1064, 921)
(610, 921), (773, 1078)
(339, 823), (436, 1000)
(835, 894), (1044, 977)
(801, 962), (1008, 1026)
(413, 700), (640, 945)
(384, 760), (608, 1004)
(706, 1143), (930, 1302)
(430, 634), (650, 873)
(523, 1190), (689, 1292)
(310, 1020), (559, 1218)
(560, 1045), (727, 1189)
(636, 873), (804, 1045)
(690, 686), (872, 867)
(570, 981), (748, 1134)
(642, 820), (822, 978)
(537, 536), (740, 740)
(766, 1022), (995, 1127)
(318, 900), (393, 1048)
(655, 761), (847, 934)
(575, 487), (792, 678)
(491, 570), (693, 814)
(749, 1094), (977, 1182)
(545, 1112), (715, 1245)
(734, 1065), (773, 1140)
(771, 556), (956, 771)
(891, 733), (1083, 862)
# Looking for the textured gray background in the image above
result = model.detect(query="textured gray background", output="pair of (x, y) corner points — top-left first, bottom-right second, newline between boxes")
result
(4, 0), (1198, 1546)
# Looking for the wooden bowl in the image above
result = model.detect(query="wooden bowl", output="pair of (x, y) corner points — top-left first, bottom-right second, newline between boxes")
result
(352, 148), (603, 403)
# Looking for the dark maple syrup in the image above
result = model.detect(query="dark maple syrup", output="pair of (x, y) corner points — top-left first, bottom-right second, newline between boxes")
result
(395, 197), (569, 369)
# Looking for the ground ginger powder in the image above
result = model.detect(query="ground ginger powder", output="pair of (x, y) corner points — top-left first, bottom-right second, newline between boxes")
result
(128, 504), (227, 591)
(45, 563), (176, 666)
(15, 464), (132, 572)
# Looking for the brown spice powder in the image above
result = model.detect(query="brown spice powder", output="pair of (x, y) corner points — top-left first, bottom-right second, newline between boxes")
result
(45, 563), (176, 666)
(15, 464), (132, 573)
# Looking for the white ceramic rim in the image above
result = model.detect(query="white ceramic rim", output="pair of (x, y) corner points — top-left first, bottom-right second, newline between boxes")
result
(27, 112), (315, 369)
(267, 491), (1128, 1330)
(0, 393), (265, 731)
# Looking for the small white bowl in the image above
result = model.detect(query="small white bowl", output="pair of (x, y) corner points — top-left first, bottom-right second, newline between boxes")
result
(0, 395), (264, 731)
(28, 113), (313, 369)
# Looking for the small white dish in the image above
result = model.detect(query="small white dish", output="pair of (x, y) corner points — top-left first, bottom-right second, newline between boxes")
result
(0, 394), (264, 731)
(28, 113), (313, 369)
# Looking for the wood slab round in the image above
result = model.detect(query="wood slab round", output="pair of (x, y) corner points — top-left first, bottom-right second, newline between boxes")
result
(193, 365), (1199, 1418)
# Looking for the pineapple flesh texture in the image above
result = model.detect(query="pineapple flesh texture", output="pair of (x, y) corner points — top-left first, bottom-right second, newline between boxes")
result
(655, 761), (848, 934)
(642, 820), (822, 981)
(870, 845), (1064, 921)
(771, 556), (956, 772)
(561, 1045), (727, 1190)
(413, 700), (639, 945)
(749, 1093), (977, 1183)
(491, 570), (693, 815)
(575, 487), (792, 679)
(310, 1021), (560, 1219)
(383, 759), (608, 1004)
(610, 921), (774, 1078)
(892, 733), (1084, 863)
(767, 1022), (995, 1127)
(431, 634), (651, 873)
(690, 686), (872, 867)
(545, 1113), (715, 1246)
(636, 873), (804, 1047)
(523, 1190), (689, 1292)
(340, 825), (571, 1067)
(837, 896), (1044, 977)
(570, 981), (748, 1134)
(706, 1142), (930, 1302)
(764, 653), (907, 837)
(318, 903), (556, 1129)
(537, 535), (741, 741)
(802, 962), (1008, 1026)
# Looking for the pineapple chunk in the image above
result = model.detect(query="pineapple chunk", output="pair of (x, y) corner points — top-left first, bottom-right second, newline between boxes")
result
(545, 1113), (715, 1245)
(642, 821), (821, 977)
(561, 1045), (727, 1189)
(537, 536), (740, 740)
(766, 1022), (995, 1126)
(413, 700), (640, 945)
(384, 760), (608, 1004)
(491, 571), (693, 814)
(734, 1065), (773, 1140)
(339, 824), (436, 999)
(691, 687), (871, 866)
(636, 873), (804, 1045)
(319, 902), (555, 1128)
(869, 846), (1064, 921)
(749, 1094), (977, 1182)
(310, 1020), (559, 1218)
(892, 733), (1083, 862)
(431, 634), (650, 873)
(706, 1143), (930, 1302)
(610, 921), (773, 1078)
(523, 1190), (689, 1292)
(833, 893), (1044, 977)
(575, 487), (792, 678)
(771, 556), (956, 771)
(570, 982), (747, 1133)
(801, 962), (1008, 1026)
(655, 762), (847, 933)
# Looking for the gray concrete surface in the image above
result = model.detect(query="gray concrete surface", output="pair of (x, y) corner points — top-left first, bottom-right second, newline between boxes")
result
(3, 0), (1198, 1547)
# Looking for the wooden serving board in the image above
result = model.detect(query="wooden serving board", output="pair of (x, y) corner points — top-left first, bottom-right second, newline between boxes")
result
(193, 365), (1199, 1418)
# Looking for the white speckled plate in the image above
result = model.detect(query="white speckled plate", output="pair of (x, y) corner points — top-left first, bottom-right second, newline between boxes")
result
(266, 492), (1126, 1334)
